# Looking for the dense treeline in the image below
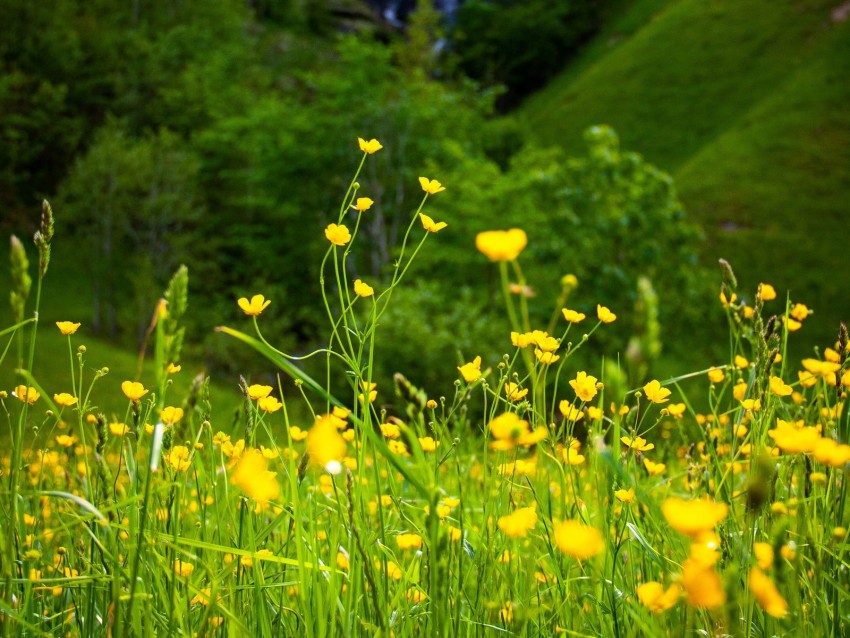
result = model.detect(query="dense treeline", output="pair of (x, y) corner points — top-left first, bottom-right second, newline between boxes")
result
(1, 0), (707, 396)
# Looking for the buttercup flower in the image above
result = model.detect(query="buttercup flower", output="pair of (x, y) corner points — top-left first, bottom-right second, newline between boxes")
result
(353, 279), (374, 297)
(643, 380), (671, 404)
(553, 520), (605, 559)
(53, 393), (77, 408)
(121, 381), (148, 402)
(489, 412), (547, 450)
(475, 229), (527, 262)
(759, 283), (776, 301)
(258, 396), (282, 413)
(504, 382), (528, 401)
(636, 582), (681, 613)
(353, 197), (373, 212)
(562, 308), (586, 323)
(307, 415), (347, 474)
(238, 294), (271, 316)
(13, 385), (40, 404)
(596, 305), (617, 323)
(166, 445), (191, 472)
(707, 368), (726, 383)
(325, 223), (351, 246)
(358, 138), (383, 154)
(419, 213), (447, 233)
(498, 507), (538, 538)
(570, 371), (598, 403)
(247, 384), (273, 400)
(56, 321), (80, 335)
(662, 497), (728, 538)
(769, 376), (793, 397)
(419, 177), (446, 194)
(161, 406), (184, 425)
(458, 356), (482, 383)
(749, 567), (788, 618)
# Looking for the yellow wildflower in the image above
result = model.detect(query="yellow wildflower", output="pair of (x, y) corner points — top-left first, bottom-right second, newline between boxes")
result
(636, 582), (681, 613)
(324, 223), (351, 246)
(759, 283), (776, 301)
(161, 406), (184, 425)
(358, 137), (383, 154)
(553, 520), (605, 559)
(166, 446), (191, 472)
(489, 412), (547, 450)
(681, 559), (725, 609)
(56, 321), (81, 335)
(237, 294), (271, 316)
(562, 308), (586, 323)
(707, 368), (726, 383)
(497, 507), (538, 538)
(418, 177), (445, 195)
(109, 422), (129, 437)
(749, 567), (788, 618)
(231, 449), (279, 510)
(769, 376), (793, 397)
(307, 415), (347, 474)
(174, 560), (194, 578)
(14, 385), (40, 404)
(475, 229), (528, 261)
(121, 381), (148, 402)
(258, 396), (282, 412)
(247, 384), (273, 400)
(662, 497), (728, 538)
(570, 371), (598, 403)
(643, 380), (671, 404)
(790, 303), (810, 321)
(596, 305), (617, 323)
(396, 533), (423, 550)
(643, 458), (666, 475)
(504, 382), (528, 401)
(457, 356), (482, 383)
(353, 279), (374, 297)
(353, 197), (373, 212)
(53, 393), (77, 407)
(621, 435), (654, 452)
(419, 213), (447, 233)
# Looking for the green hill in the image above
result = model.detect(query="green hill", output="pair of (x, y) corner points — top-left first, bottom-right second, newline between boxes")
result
(519, 0), (850, 348)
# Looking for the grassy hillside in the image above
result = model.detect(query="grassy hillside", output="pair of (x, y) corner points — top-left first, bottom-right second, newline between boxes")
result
(519, 0), (850, 349)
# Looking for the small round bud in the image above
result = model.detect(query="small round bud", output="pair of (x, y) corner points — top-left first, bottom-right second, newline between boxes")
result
(78, 345), (87, 353)
(426, 399), (437, 410)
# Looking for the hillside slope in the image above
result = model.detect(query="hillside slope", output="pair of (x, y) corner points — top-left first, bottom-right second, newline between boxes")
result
(519, 0), (850, 346)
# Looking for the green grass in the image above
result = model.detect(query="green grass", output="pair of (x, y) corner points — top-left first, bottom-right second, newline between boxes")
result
(518, 0), (850, 348)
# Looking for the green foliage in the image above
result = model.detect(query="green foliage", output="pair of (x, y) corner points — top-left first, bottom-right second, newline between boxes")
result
(451, 0), (610, 107)
(58, 120), (202, 340)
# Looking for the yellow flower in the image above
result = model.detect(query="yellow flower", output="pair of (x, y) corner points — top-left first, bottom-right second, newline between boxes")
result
(489, 412), (547, 450)
(559, 401), (584, 422)
(636, 582), (681, 613)
(662, 497), (728, 538)
(358, 137), (383, 154)
(621, 435), (654, 452)
(419, 212), (447, 233)
(161, 406), (184, 425)
(336, 551), (350, 570)
(55, 434), (76, 448)
(596, 305), (617, 323)
(457, 356), (482, 383)
(534, 349), (559, 365)
(353, 279), (374, 297)
(643, 458), (666, 475)
(167, 363), (182, 374)
(231, 449), (279, 510)
(418, 176), (445, 195)
(561, 308), (586, 323)
(666, 403), (686, 418)
(289, 426), (308, 442)
(614, 488), (635, 504)
(53, 393), (77, 408)
(790, 303), (810, 321)
(707, 367), (726, 383)
(221, 438), (245, 460)
(166, 446), (191, 472)
(749, 567), (787, 618)
(504, 382), (528, 401)
(643, 380), (671, 404)
(237, 294), (271, 316)
(121, 381), (148, 402)
(553, 520), (605, 559)
(258, 396), (282, 413)
(475, 229), (528, 261)
(174, 560), (194, 578)
(396, 533), (423, 550)
(498, 507), (538, 538)
(769, 376), (792, 397)
(767, 420), (820, 454)
(247, 384), (273, 400)
(55, 321), (81, 335)
(359, 381), (377, 403)
(307, 415), (347, 474)
(353, 197), (374, 212)
(783, 316), (802, 331)
(812, 438), (850, 467)
(418, 436), (439, 452)
(325, 223), (351, 246)
(754, 542), (774, 570)
(759, 283), (776, 301)
(570, 371), (598, 403)
(680, 559), (725, 609)
(734, 355), (749, 369)
(14, 385), (40, 405)
(109, 422), (129, 436)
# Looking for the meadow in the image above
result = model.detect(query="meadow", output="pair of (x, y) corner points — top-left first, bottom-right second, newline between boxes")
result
(1, 139), (848, 637)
